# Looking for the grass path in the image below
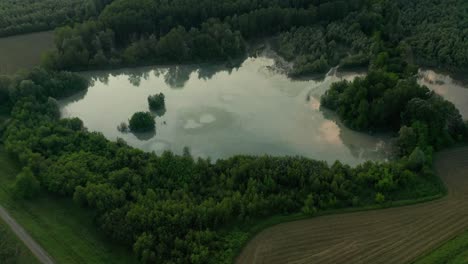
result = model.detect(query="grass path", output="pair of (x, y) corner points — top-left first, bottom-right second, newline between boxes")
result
(0, 217), (40, 264)
(0, 204), (54, 263)
(237, 147), (468, 264)
(0, 146), (137, 264)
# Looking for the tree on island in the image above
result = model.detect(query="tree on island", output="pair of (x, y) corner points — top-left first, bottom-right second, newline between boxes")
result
(148, 93), (165, 111)
(129, 112), (155, 132)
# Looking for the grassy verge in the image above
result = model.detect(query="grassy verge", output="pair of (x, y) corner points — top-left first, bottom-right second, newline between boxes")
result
(0, 218), (40, 264)
(0, 146), (137, 264)
(414, 231), (468, 264)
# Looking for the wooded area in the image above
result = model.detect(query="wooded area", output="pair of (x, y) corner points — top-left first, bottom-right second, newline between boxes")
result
(41, 0), (468, 75)
(0, 66), (453, 263)
(0, 0), (467, 263)
(0, 0), (114, 37)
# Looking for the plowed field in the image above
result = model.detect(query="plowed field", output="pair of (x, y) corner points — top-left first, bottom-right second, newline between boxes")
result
(237, 148), (468, 264)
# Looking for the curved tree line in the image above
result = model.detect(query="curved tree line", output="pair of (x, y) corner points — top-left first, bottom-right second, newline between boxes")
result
(0, 0), (114, 37)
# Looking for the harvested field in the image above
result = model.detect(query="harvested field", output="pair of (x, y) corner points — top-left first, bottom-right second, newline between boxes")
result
(237, 148), (468, 264)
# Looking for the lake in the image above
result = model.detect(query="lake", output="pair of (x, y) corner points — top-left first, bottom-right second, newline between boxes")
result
(59, 56), (468, 164)
(60, 56), (394, 164)
(0, 31), (54, 75)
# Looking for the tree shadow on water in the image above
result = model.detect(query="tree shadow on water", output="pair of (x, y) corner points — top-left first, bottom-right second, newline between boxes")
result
(86, 60), (244, 89)
(320, 107), (395, 161)
(132, 129), (156, 141)
(59, 88), (88, 105)
(151, 107), (167, 117)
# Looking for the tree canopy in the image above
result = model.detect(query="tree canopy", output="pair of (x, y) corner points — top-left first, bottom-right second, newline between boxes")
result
(42, 0), (468, 75)
(129, 112), (155, 132)
(147, 93), (165, 111)
(0, 0), (114, 37)
(2, 0), (467, 263)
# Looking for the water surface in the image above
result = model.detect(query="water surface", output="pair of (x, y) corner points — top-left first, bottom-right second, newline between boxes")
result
(418, 69), (468, 118)
(61, 56), (392, 164)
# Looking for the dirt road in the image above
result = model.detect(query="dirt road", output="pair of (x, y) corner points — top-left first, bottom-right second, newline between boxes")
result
(0, 205), (55, 264)
(237, 148), (468, 264)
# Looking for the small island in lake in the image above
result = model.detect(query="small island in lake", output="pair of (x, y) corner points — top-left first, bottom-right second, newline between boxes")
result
(129, 111), (155, 132)
(148, 93), (165, 111)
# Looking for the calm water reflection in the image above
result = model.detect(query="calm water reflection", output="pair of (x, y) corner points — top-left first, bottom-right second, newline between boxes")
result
(61, 56), (394, 164)
(418, 69), (468, 118)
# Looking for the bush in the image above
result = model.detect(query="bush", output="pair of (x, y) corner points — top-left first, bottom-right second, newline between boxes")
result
(407, 147), (426, 171)
(117, 122), (129, 132)
(13, 167), (40, 199)
(148, 93), (165, 111)
(375, 192), (385, 203)
(129, 112), (155, 132)
(301, 194), (318, 215)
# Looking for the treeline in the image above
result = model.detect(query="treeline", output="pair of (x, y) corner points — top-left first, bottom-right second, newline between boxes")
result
(43, 18), (247, 69)
(275, 22), (371, 75)
(0, 0), (114, 37)
(42, 0), (374, 74)
(398, 0), (468, 70)
(1, 68), (444, 263)
(42, 0), (468, 75)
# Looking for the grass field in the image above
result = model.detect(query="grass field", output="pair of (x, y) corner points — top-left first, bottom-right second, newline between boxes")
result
(414, 231), (468, 264)
(0, 217), (40, 264)
(237, 148), (468, 264)
(0, 146), (137, 264)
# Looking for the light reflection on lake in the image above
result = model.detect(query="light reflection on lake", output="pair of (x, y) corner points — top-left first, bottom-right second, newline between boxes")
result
(60, 56), (393, 164)
(418, 69), (468, 118)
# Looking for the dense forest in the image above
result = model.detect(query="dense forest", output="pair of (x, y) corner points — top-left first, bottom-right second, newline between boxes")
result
(1, 0), (467, 263)
(42, 0), (468, 75)
(41, 0), (375, 73)
(0, 0), (114, 37)
(398, 0), (468, 70)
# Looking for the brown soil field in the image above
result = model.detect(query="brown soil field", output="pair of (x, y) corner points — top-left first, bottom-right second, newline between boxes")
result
(237, 147), (468, 264)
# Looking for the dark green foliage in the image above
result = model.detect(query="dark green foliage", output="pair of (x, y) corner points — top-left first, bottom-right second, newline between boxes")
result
(43, 0), (372, 72)
(0, 0), (114, 37)
(401, 95), (466, 150)
(321, 71), (430, 131)
(398, 0), (468, 70)
(129, 112), (155, 132)
(0, 76), (12, 114)
(375, 193), (385, 203)
(322, 70), (466, 157)
(4, 0), (467, 262)
(275, 21), (372, 76)
(2, 69), (445, 264)
(407, 147), (426, 172)
(41, 0), (468, 76)
(147, 93), (165, 111)
(13, 167), (40, 199)
(322, 43), (466, 159)
(0, 226), (17, 264)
